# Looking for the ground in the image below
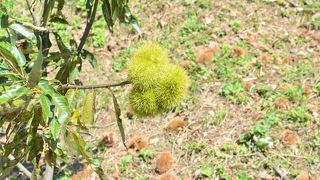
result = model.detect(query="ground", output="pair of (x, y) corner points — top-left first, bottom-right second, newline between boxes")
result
(6, 0), (320, 179)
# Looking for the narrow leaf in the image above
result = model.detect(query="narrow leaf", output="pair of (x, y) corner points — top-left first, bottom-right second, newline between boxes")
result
(39, 94), (53, 124)
(108, 88), (126, 149)
(28, 39), (43, 88)
(70, 130), (104, 178)
(0, 84), (28, 104)
(49, 118), (58, 138)
(102, 0), (114, 32)
(82, 90), (95, 125)
(81, 49), (97, 68)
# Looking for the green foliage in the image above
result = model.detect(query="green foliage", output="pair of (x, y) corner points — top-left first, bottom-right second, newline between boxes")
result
(239, 126), (273, 151)
(119, 155), (133, 173)
(285, 107), (311, 123)
(0, 0), (141, 178)
(230, 20), (241, 33)
(127, 43), (189, 117)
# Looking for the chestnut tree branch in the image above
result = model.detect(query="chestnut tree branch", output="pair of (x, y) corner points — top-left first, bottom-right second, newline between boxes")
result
(58, 80), (131, 90)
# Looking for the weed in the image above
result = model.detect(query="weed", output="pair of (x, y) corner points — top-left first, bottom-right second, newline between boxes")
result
(119, 155), (133, 173)
(238, 126), (273, 151)
(200, 165), (213, 177)
(285, 107), (311, 123)
(184, 140), (207, 153)
(91, 18), (106, 48)
(235, 172), (250, 180)
(230, 20), (241, 33)
(221, 80), (244, 99)
(283, 86), (306, 103)
(213, 108), (227, 125)
(139, 148), (154, 162)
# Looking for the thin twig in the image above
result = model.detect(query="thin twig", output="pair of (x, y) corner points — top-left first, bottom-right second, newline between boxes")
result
(22, 22), (49, 32)
(25, 0), (37, 25)
(256, 152), (289, 180)
(8, 154), (32, 179)
(58, 80), (131, 90)
(77, 0), (99, 55)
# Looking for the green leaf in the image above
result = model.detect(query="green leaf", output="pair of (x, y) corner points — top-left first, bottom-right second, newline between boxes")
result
(57, 0), (65, 11)
(49, 118), (58, 138)
(102, 0), (114, 32)
(123, 5), (142, 36)
(0, 41), (26, 67)
(42, 0), (55, 26)
(70, 130), (105, 178)
(9, 23), (36, 41)
(65, 89), (82, 109)
(38, 80), (70, 128)
(82, 90), (95, 125)
(0, 84), (28, 104)
(201, 166), (213, 177)
(39, 94), (53, 123)
(108, 88), (126, 149)
(52, 32), (71, 53)
(81, 49), (97, 68)
(28, 39), (43, 88)
(0, 13), (9, 29)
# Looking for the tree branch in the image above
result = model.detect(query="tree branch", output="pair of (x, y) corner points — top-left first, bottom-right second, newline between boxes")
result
(8, 154), (32, 179)
(77, 0), (99, 55)
(58, 80), (131, 90)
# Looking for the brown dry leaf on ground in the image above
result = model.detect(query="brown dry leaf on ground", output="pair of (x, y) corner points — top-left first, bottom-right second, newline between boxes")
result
(98, 133), (114, 148)
(261, 53), (272, 63)
(282, 55), (292, 64)
(303, 85), (313, 96)
(258, 170), (273, 180)
(195, 45), (219, 64)
(156, 151), (174, 174)
(71, 164), (96, 180)
(158, 171), (178, 180)
(251, 111), (263, 121)
(274, 97), (291, 109)
(282, 130), (299, 145)
(231, 46), (246, 58)
(297, 171), (310, 180)
(244, 80), (254, 91)
(165, 117), (186, 133)
(180, 60), (194, 68)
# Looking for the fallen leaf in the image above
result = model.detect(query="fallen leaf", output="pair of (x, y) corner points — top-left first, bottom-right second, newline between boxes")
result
(251, 111), (263, 121)
(99, 133), (114, 148)
(282, 130), (299, 145)
(258, 170), (273, 180)
(195, 45), (219, 64)
(274, 97), (291, 109)
(231, 47), (246, 58)
(297, 171), (310, 180)
(180, 60), (193, 68)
